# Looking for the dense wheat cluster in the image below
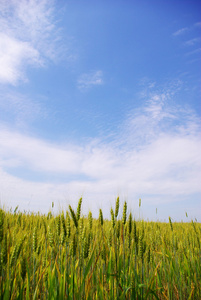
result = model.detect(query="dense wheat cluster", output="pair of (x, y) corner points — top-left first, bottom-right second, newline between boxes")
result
(0, 198), (200, 299)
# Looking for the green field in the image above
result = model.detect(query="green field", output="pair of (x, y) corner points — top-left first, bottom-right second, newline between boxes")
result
(0, 198), (200, 299)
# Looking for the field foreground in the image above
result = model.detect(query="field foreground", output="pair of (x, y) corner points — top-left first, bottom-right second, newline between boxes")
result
(0, 198), (200, 299)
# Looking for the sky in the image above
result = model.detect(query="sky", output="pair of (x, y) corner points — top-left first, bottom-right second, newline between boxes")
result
(0, 0), (201, 221)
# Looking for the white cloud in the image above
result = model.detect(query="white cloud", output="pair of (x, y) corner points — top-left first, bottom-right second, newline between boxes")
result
(0, 33), (41, 84)
(0, 129), (82, 173)
(173, 27), (188, 36)
(77, 70), (103, 91)
(0, 0), (60, 85)
(0, 89), (201, 219)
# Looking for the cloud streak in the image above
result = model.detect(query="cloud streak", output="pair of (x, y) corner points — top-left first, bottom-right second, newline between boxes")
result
(173, 27), (188, 36)
(184, 38), (200, 46)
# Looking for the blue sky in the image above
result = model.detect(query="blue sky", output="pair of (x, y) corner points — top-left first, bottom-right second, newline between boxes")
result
(0, 0), (201, 221)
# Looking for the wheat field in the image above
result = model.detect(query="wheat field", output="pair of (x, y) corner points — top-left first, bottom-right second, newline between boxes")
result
(0, 198), (200, 299)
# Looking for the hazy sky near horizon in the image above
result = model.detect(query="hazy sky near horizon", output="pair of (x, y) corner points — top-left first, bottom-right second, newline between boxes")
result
(0, 0), (201, 221)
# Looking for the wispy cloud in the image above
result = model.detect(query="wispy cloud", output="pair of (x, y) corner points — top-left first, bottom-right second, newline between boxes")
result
(184, 37), (200, 46)
(0, 0), (61, 85)
(0, 89), (47, 127)
(77, 70), (103, 91)
(173, 22), (201, 37)
(194, 22), (201, 28)
(173, 27), (188, 36)
(172, 22), (201, 65)
(0, 85), (200, 219)
(185, 48), (201, 56)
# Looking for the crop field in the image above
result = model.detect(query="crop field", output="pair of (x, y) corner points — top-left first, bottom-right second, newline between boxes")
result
(0, 198), (200, 299)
